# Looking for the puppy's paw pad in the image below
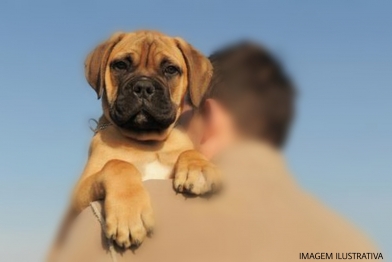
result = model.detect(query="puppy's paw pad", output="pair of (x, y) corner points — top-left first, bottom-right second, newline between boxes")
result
(104, 195), (154, 249)
(174, 150), (221, 195)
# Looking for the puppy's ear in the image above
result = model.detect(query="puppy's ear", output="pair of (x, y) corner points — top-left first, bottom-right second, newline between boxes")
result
(175, 38), (213, 107)
(85, 32), (125, 99)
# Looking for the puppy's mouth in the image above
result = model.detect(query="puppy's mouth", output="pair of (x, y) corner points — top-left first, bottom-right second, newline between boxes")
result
(110, 102), (177, 133)
(121, 109), (176, 132)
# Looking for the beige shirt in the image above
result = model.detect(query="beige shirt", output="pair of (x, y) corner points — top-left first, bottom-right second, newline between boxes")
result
(54, 142), (378, 262)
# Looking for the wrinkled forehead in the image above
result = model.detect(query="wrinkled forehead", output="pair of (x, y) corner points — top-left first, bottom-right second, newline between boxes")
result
(110, 32), (185, 67)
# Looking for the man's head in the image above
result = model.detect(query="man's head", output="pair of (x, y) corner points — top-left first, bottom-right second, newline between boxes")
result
(189, 41), (295, 158)
(85, 30), (212, 141)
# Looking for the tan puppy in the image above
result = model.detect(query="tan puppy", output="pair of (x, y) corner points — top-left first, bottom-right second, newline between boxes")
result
(63, 30), (220, 249)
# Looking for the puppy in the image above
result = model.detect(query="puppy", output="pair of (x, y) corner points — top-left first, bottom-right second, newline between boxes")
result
(65, 30), (220, 249)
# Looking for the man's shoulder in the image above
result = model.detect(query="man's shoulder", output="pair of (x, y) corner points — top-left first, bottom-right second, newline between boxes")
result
(54, 202), (111, 262)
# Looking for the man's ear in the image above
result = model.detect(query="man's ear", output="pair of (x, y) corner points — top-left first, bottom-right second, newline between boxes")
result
(175, 38), (213, 107)
(84, 32), (125, 99)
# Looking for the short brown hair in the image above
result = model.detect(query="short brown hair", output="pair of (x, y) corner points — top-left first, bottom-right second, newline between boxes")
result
(202, 41), (295, 147)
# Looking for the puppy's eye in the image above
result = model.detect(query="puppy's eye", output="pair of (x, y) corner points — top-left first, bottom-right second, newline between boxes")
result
(112, 61), (128, 70)
(164, 65), (179, 76)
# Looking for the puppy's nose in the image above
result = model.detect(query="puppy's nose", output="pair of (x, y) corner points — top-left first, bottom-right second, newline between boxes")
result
(133, 80), (155, 99)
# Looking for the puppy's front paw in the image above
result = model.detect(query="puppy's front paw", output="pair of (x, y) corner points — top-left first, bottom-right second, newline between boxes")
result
(104, 189), (154, 249)
(173, 150), (221, 195)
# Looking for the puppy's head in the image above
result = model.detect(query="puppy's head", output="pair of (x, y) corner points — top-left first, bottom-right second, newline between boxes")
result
(85, 31), (212, 141)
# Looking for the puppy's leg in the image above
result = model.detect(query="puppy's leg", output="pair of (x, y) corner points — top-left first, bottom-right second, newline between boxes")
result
(73, 160), (154, 248)
(173, 150), (222, 195)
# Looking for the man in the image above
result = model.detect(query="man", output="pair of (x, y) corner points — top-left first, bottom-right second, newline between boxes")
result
(53, 42), (378, 262)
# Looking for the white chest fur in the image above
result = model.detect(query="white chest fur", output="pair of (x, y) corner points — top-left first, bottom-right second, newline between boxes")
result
(142, 160), (173, 181)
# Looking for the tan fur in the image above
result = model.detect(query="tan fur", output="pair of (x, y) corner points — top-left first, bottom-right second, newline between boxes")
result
(53, 31), (219, 253)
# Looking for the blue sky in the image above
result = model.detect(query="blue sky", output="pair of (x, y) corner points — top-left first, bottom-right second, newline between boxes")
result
(0, 1), (391, 261)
